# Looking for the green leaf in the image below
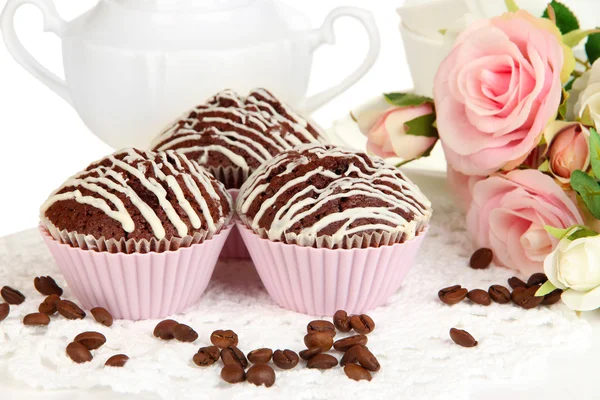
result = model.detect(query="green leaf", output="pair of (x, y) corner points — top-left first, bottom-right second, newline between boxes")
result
(557, 88), (569, 120)
(563, 29), (600, 48)
(568, 227), (599, 240)
(536, 281), (558, 297)
(586, 29), (600, 64)
(544, 225), (571, 239)
(505, 0), (519, 12)
(565, 77), (575, 92)
(581, 105), (595, 127)
(589, 128), (600, 178)
(571, 170), (600, 219)
(384, 93), (433, 108)
(542, 1), (579, 34)
(538, 159), (550, 172)
(404, 114), (439, 138)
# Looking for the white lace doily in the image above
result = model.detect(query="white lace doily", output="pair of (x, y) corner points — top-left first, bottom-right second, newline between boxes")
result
(0, 186), (591, 400)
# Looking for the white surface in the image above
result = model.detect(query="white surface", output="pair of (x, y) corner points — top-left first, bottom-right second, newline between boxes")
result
(0, 174), (592, 400)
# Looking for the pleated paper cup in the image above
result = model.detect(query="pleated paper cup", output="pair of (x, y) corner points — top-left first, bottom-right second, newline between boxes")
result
(220, 189), (250, 259)
(40, 225), (232, 320)
(237, 222), (428, 316)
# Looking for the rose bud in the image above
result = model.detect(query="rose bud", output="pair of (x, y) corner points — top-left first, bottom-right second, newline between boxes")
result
(545, 121), (590, 183)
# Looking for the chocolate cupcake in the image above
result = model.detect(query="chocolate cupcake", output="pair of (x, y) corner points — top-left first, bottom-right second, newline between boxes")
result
(237, 143), (432, 249)
(151, 88), (326, 189)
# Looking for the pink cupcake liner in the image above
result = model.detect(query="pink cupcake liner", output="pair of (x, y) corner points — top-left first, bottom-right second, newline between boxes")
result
(220, 189), (251, 259)
(40, 225), (232, 320)
(238, 222), (428, 316)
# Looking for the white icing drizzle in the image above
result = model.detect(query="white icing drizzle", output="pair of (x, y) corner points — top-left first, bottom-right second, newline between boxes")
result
(41, 148), (230, 240)
(237, 144), (432, 246)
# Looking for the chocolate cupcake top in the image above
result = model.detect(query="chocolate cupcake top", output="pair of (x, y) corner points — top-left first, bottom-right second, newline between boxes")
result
(41, 148), (232, 244)
(237, 144), (432, 249)
(150, 88), (326, 188)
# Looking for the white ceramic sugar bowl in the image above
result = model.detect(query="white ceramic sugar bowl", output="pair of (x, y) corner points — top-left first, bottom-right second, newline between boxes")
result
(0, 0), (380, 149)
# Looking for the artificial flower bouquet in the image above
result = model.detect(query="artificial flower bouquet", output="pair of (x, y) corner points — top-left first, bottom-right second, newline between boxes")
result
(360, 0), (600, 311)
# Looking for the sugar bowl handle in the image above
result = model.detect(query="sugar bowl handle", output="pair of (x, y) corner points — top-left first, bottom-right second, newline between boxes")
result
(1, 0), (71, 105)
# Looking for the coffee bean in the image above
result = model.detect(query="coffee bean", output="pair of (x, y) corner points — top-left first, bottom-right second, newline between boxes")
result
(272, 349), (299, 370)
(299, 347), (322, 360)
(221, 346), (248, 369)
(247, 348), (272, 364)
(488, 285), (511, 304)
(508, 277), (527, 289)
(527, 273), (548, 287)
(307, 354), (338, 369)
(333, 334), (368, 352)
(23, 313), (50, 326)
(304, 332), (333, 352)
(221, 365), (246, 384)
(210, 329), (238, 348)
(105, 354), (129, 367)
(333, 310), (351, 332)
(470, 248), (493, 269)
(449, 328), (478, 348)
(39, 294), (60, 315)
(74, 331), (106, 350)
(438, 285), (468, 305)
(512, 286), (544, 309)
(542, 289), (563, 306)
(33, 276), (63, 296)
(91, 307), (113, 327)
(66, 342), (93, 363)
(247, 364), (276, 387)
(0, 303), (9, 322)
(350, 314), (375, 335)
(173, 324), (198, 343)
(193, 346), (220, 367)
(307, 320), (336, 338)
(341, 345), (380, 371)
(344, 364), (372, 382)
(340, 345), (361, 366)
(1, 286), (25, 305)
(57, 300), (86, 320)
(153, 319), (178, 340)
(467, 289), (491, 306)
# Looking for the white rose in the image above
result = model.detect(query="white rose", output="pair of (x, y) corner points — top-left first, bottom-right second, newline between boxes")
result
(567, 60), (600, 128)
(544, 235), (600, 311)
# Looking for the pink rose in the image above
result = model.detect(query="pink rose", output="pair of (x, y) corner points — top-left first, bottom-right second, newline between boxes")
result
(446, 164), (484, 211)
(546, 122), (590, 183)
(434, 10), (569, 176)
(467, 169), (583, 275)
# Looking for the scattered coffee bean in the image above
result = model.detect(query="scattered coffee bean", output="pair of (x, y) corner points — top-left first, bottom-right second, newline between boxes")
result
(57, 300), (86, 319)
(467, 289), (491, 306)
(247, 348), (272, 364)
(0, 303), (9, 322)
(173, 324), (198, 343)
(193, 346), (220, 367)
(153, 319), (178, 340)
(299, 347), (322, 360)
(105, 354), (129, 367)
(210, 329), (238, 348)
(23, 313), (50, 326)
(488, 285), (511, 304)
(307, 320), (336, 338)
(438, 285), (468, 305)
(512, 286), (544, 309)
(247, 364), (276, 387)
(527, 273), (548, 287)
(344, 364), (372, 382)
(221, 365), (246, 384)
(350, 314), (375, 335)
(333, 334), (368, 352)
(39, 294), (60, 315)
(307, 354), (338, 369)
(542, 289), (563, 306)
(66, 342), (93, 363)
(91, 307), (113, 327)
(1, 286), (25, 305)
(340, 344), (361, 366)
(333, 310), (352, 332)
(341, 345), (380, 371)
(304, 332), (334, 352)
(272, 349), (299, 370)
(74, 331), (106, 350)
(470, 248), (493, 269)
(221, 346), (248, 369)
(449, 328), (478, 348)
(508, 277), (527, 289)
(33, 276), (63, 296)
